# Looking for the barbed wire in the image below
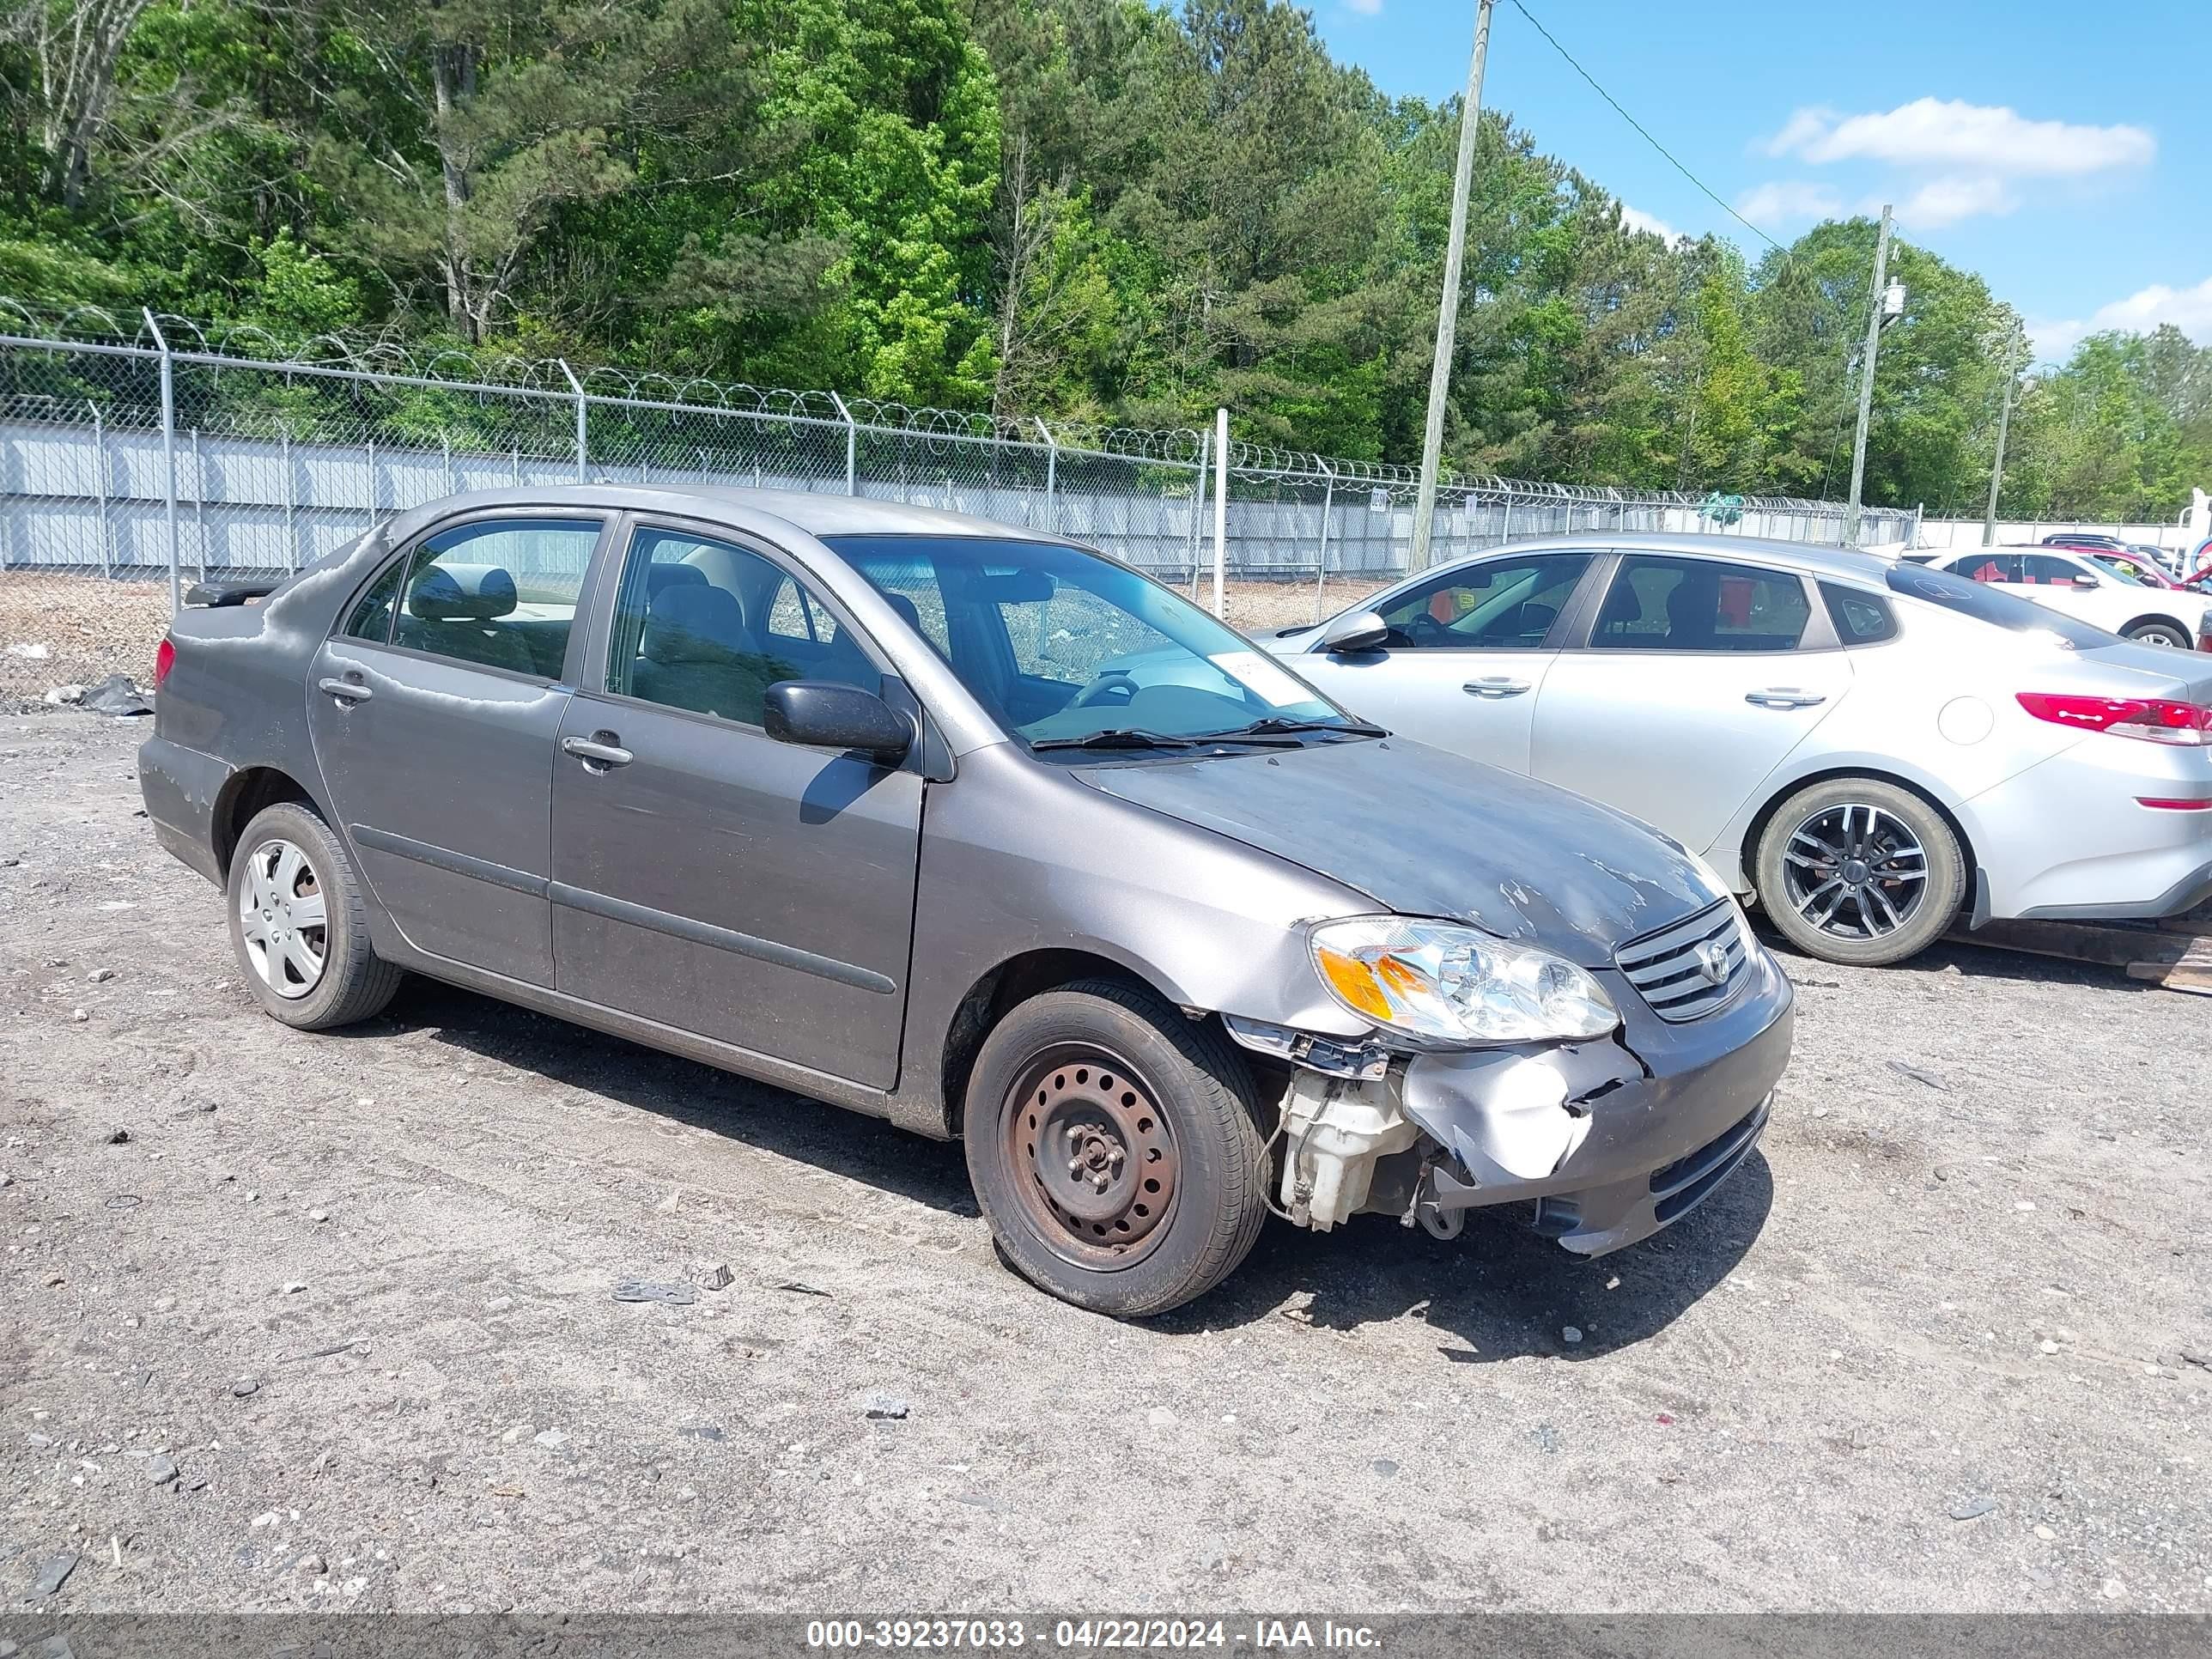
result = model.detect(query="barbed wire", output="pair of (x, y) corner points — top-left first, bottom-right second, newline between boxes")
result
(0, 295), (1880, 518)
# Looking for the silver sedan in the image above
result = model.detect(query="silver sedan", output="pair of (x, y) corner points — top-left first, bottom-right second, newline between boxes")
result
(1263, 533), (2212, 965)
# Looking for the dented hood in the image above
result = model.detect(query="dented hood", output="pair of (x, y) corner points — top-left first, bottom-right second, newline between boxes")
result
(1073, 736), (1722, 967)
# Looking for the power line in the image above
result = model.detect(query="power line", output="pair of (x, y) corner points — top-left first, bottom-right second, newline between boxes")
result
(1504, 0), (1784, 256)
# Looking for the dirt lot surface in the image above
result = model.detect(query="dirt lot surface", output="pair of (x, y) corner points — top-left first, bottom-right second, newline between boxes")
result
(2, 712), (2209, 1616)
(0, 576), (171, 716)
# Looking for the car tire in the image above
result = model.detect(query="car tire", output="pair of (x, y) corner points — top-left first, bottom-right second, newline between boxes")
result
(2124, 621), (2190, 647)
(226, 801), (404, 1030)
(962, 978), (1270, 1318)
(1753, 778), (1965, 968)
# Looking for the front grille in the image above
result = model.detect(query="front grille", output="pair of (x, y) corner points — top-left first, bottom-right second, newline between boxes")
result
(1613, 899), (1750, 1022)
(1650, 1096), (1771, 1224)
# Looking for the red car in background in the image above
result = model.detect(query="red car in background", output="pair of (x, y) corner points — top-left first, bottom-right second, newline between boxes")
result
(2090, 551), (2190, 590)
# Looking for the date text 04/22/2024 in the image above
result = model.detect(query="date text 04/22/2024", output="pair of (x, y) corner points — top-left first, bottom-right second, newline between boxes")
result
(803, 1620), (1384, 1650)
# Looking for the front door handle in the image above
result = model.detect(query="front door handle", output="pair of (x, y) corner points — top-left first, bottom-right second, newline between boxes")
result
(562, 733), (633, 771)
(1745, 689), (1827, 710)
(317, 677), (372, 705)
(1462, 678), (1532, 699)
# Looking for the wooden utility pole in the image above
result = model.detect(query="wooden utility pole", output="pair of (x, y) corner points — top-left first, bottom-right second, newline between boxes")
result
(1843, 203), (1894, 546)
(1982, 328), (2024, 546)
(1409, 0), (1496, 571)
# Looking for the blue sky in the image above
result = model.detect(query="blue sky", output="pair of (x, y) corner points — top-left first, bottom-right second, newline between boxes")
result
(1309, 0), (2211, 367)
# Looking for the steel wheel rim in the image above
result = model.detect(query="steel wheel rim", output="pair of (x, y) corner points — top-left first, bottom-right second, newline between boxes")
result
(1780, 803), (1929, 941)
(1000, 1045), (1180, 1271)
(237, 837), (328, 1000)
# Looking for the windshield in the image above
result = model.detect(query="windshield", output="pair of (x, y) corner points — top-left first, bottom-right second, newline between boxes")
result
(1885, 562), (2115, 648)
(827, 535), (1358, 750)
(2090, 556), (2151, 586)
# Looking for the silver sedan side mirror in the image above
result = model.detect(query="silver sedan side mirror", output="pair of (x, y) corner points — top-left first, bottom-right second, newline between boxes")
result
(1320, 609), (1389, 653)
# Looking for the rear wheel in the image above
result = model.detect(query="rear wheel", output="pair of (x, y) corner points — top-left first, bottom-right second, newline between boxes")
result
(1754, 779), (1964, 967)
(227, 801), (404, 1029)
(2125, 621), (2190, 647)
(963, 980), (1269, 1318)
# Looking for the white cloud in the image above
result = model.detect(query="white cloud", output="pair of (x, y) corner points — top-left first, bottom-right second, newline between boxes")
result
(1342, 0), (1383, 13)
(1760, 107), (1836, 159)
(1619, 204), (1685, 244)
(2027, 318), (2090, 363)
(1893, 176), (2019, 230)
(1735, 180), (1845, 226)
(1765, 98), (2154, 179)
(2032, 275), (2212, 363)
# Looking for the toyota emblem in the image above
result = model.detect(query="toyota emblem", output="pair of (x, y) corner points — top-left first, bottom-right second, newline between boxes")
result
(1694, 939), (1731, 986)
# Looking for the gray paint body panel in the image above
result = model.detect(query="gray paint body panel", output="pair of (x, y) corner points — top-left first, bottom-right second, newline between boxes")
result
(548, 691), (921, 1089)
(1075, 734), (1724, 967)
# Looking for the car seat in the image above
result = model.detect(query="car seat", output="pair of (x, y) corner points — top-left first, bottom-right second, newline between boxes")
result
(397, 562), (538, 675)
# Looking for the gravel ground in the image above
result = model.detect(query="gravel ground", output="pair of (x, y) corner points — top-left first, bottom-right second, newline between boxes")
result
(0, 576), (172, 716)
(2, 713), (2209, 1617)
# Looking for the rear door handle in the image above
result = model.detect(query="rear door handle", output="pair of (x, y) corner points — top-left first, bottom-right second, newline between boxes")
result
(317, 677), (372, 705)
(1745, 689), (1826, 710)
(562, 733), (633, 770)
(1462, 678), (1532, 699)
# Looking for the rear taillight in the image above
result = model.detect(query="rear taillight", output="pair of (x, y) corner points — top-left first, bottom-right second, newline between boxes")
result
(153, 636), (175, 690)
(2015, 692), (2212, 746)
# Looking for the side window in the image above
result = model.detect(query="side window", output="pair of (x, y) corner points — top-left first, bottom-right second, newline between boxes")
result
(2022, 555), (2092, 587)
(1821, 583), (1899, 645)
(1591, 556), (1811, 653)
(342, 555), (407, 643)
(852, 557), (954, 656)
(1948, 553), (2021, 584)
(1376, 553), (1593, 650)
(394, 518), (600, 678)
(765, 576), (842, 651)
(608, 527), (878, 726)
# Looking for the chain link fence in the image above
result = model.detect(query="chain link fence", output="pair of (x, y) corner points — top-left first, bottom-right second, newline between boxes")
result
(0, 301), (1920, 708)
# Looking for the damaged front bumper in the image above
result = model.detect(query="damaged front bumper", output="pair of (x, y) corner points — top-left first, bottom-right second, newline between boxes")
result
(1251, 943), (1793, 1257)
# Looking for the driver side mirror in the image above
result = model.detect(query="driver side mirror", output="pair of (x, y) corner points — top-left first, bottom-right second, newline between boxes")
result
(1320, 609), (1389, 653)
(763, 681), (913, 763)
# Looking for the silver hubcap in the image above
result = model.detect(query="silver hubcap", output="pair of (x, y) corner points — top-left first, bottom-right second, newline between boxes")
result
(1782, 803), (1929, 940)
(237, 837), (327, 999)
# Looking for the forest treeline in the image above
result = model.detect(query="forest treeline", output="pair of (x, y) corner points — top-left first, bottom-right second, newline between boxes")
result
(3, 0), (2205, 516)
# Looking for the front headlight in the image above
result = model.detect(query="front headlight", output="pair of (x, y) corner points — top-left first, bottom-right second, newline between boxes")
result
(1309, 917), (1620, 1045)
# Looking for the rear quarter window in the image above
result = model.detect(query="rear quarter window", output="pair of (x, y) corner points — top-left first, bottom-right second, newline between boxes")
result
(341, 556), (407, 642)
(1820, 583), (1898, 645)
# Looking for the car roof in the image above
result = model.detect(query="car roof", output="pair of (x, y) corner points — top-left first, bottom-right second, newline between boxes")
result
(1435, 531), (1900, 588)
(377, 483), (1060, 550)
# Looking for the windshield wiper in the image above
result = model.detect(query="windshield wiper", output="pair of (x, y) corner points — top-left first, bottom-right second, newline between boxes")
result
(1029, 728), (1203, 752)
(1198, 714), (1388, 740)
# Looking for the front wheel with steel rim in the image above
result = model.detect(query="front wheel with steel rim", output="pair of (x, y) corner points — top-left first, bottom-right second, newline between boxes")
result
(1753, 778), (1965, 967)
(963, 980), (1269, 1318)
(226, 801), (404, 1030)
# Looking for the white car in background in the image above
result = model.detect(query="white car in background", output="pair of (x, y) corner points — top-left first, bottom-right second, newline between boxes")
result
(1255, 533), (2212, 967)
(1926, 546), (2212, 648)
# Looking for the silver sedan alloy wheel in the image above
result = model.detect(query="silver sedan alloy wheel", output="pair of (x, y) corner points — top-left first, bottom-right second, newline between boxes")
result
(237, 837), (328, 999)
(1780, 803), (1929, 941)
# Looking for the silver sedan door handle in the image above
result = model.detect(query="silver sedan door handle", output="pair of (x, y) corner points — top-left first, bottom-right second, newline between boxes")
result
(561, 733), (634, 770)
(1462, 678), (1532, 699)
(1745, 689), (1827, 710)
(316, 677), (372, 705)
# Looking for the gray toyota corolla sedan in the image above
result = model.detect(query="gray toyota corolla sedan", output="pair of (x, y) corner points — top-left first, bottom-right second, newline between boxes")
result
(139, 486), (1792, 1316)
